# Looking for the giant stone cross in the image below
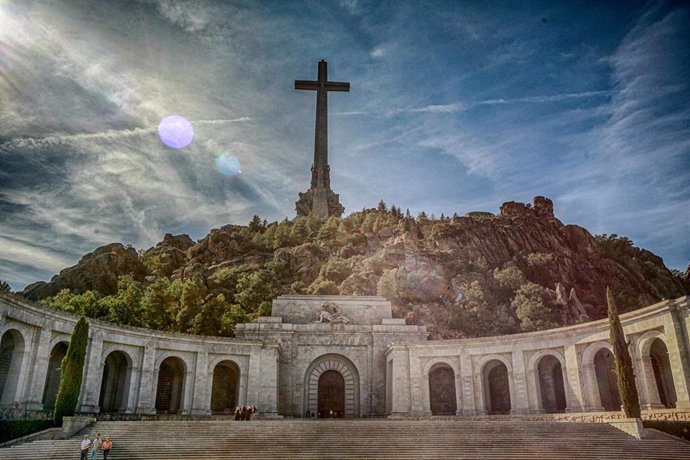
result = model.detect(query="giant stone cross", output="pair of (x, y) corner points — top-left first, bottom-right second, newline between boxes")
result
(294, 60), (348, 218)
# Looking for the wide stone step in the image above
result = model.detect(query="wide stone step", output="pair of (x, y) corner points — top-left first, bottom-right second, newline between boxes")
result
(1, 420), (689, 459)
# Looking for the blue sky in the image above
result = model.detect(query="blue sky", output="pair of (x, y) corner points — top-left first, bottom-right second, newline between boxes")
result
(1, 0), (688, 291)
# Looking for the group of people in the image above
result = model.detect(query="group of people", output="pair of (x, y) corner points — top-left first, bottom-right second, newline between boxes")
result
(79, 433), (112, 460)
(233, 404), (257, 421)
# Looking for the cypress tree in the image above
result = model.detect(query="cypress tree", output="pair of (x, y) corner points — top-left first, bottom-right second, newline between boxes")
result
(607, 287), (641, 418)
(54, 317), (89, 425)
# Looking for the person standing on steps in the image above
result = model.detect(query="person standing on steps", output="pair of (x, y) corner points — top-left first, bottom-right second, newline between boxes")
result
(90, 432), (102, 460)
(80, 435), (91, 460)
(102, 435), (112, 460)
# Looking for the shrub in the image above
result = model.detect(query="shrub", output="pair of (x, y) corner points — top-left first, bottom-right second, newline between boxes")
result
(0, 420), (55, 444)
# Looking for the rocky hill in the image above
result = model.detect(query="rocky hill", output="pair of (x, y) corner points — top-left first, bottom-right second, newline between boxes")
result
(21, 196), (689, 339)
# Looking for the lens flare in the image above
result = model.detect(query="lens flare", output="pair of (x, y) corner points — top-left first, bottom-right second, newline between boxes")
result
(158, 115), (194, 149)
(215, 152), (241, 176)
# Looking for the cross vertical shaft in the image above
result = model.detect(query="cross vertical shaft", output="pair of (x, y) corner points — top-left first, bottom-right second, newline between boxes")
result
(294, 60), (349, 218)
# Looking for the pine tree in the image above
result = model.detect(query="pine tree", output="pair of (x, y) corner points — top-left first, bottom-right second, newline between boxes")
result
(607, 287), (641, 418)
(54, 317), (89, 425)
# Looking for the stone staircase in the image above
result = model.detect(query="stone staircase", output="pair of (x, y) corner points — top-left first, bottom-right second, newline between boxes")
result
(1, 419), (690, 459)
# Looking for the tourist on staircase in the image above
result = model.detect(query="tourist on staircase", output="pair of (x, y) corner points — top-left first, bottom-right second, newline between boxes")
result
(79, 435), (91, 460)
(101, 436), (112, 460)
(90, 433), (102, 460)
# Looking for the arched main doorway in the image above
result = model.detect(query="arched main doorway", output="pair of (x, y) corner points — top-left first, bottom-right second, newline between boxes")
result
(211, 360), (240, 414)
(649, 339), (677, 408)
(483, 360), (511, 414)
(155, 357), (185, 414)
(0, 329), (25, 405)
(318, 370), (344, 418)
(99, 351), (131, 413)
(42, 342), (68, 410)
(304, 354), (359, 418)
(537, 355), (566, 413)
(429, 364), (457, 415)
(594, 348), (621, 411)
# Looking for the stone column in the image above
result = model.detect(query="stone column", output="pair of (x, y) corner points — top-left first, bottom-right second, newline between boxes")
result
(510, 351), (529, 414)
(454, 370), (463, 416)
(191, 351), (210, 416)
(582, 364), (603, 411)
(257, 346), (280, 417)
(388, 348), (411, 417)
(666, 307), (690, 409)
(408, 354), (425, 416)
(474, 371), (487, 415)
(638, 356), (663, 409)
(124, 361), (139, 414)
(245, 349), (261, 408)
(181, 354), (196, 416)
(563, 345), (585, 412)
(25, 325), (53, 411)
(460, 354), (476, 415)
(527, 368), (543, 413)
(136, 343), (157, 414)
(78, 333), (103, 414)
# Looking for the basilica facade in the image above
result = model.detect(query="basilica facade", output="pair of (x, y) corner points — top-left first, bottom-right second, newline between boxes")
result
(0, 293), (689, 420)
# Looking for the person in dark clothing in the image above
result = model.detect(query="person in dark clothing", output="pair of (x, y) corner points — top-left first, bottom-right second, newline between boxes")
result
(234, 407), (240, 421)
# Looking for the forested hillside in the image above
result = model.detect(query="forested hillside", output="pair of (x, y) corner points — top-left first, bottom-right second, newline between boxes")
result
(21, 196), (689, 339)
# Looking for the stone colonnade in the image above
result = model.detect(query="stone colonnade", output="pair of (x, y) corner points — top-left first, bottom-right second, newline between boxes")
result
(1, 293), (690, 419)
(0, 294), (279, 417)
(386, 296), (690, 416)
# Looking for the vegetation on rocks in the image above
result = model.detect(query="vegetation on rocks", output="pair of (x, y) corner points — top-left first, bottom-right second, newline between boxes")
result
(22, 196), (690, 339)
(54, 317), (89, 425)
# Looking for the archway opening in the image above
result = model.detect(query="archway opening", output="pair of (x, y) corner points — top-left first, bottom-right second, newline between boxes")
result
(42, 342), (68, 410)
(318, 370), (344, 418)
(429, 364), (457, 415)
(537, 355), (566, 413)
(649, 339), (677, 408)
(484, 360), (511, 414)
(594, 348), (621, 411)
(305, 354), (359, 418)
(99, 351), (131, 413)
(155, 357), (185, 414)
(0, 329), (25, 405)
(211, 360), (239, 414)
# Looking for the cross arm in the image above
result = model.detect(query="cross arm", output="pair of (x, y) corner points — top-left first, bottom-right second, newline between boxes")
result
(295, 80), (319, 90)
(324, 82), (350, 92)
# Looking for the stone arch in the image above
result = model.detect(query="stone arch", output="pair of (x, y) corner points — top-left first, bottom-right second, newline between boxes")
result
(422, 357), (460, 416)
(99, 350), (133, 413)
(155, 356), (187, 414)
(593, 348), (621, 411)
(527, 350), (567, 413)
(537, 355), (567, 413)
(210, 360), (240, 414)
(428, 363), (457, 415)
(478, 355), (513, 415)
(0, 329), (26, 405)
(648, 338), (677, 408)
(304, 354), (359, 418)
(42, 341), (69, 410)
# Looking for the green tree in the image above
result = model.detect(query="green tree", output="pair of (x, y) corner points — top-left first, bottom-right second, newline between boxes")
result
(377, 268), (401, 302)
(103, 275), (145, 327)
(41, 290), (106, 318)
(290, 218), (309, 244)
(513, 282), (555, 332)
(54, 317), (89, 425)
(248, 214), (265, 233)
(308, 279), (339, 295)
(177, 273), (208, 331)
(607, 287), (641, 418)
(317, 217), (340, 242)
(141, 278), (180, 331)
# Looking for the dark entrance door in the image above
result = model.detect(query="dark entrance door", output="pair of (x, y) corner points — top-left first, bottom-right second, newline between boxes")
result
(318, 370), (344, 418)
